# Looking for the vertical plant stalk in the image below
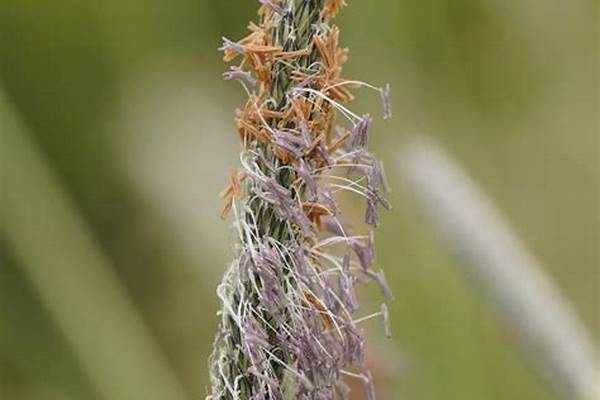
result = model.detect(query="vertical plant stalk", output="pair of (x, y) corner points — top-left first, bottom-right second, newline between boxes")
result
(209, 1), (393, 399)
(399, 140), (600, 400)
(0, 86), (189, 400)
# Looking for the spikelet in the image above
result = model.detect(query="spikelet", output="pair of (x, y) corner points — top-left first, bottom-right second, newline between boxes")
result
(209, 1), (392, 399)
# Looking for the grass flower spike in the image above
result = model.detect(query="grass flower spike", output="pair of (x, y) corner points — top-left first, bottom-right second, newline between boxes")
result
(209, 1), (392, 399)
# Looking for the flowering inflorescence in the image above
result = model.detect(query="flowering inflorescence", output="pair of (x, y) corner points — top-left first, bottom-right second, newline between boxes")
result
(208, 1), (392, 399)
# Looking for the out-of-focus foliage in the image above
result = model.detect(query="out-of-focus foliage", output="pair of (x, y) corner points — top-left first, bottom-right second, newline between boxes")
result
(0, 1), (597, 399)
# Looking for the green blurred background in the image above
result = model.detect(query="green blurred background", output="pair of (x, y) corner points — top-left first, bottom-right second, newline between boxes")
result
(0, 0), (597, 399)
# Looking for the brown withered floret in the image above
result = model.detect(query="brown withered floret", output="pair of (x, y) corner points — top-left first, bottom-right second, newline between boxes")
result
(324, 0), (348, 19)
(274, 48), (311, 60)
(219, 169), (246, 219)
(313, 28), (354, 102)
(303, 202), (334, 226)
(220, 1), (361, 220)
(212, 2), (392, 398)
(302, 291), (335, 330)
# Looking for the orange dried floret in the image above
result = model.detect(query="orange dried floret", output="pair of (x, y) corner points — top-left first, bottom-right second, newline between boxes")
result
(303, 291), (335, 330)
(324, 0), (347, 18)
(219, 169), (246, 219)
(303, 202), (333, 226)
(274, 48), (311, 60)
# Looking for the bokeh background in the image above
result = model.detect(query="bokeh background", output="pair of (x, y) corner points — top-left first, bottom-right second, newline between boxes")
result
(0, 0), (598, 399)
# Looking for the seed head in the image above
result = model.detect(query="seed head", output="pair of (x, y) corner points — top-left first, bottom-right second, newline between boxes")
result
(208, 1), (393, 399)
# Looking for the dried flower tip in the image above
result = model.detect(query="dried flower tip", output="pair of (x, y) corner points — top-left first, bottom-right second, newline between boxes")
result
(370, 160), (391, 193)
(365, 190), (380, 227)
(350, 236), (374, 270)
(273, 130), (308, 158)
(339, 273), (360, 312)
(218, 37), (246, 56)
(380, 83), (392, 119)
(366, 188), (391, 227)
(223, 66), (256, 85)
(325, 0), (348, 18)
(350, 114), (373, 149)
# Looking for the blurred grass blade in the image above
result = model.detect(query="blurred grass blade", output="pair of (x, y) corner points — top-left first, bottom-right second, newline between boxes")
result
(0, 86), (190, 400)
(398, 140), (599, 400)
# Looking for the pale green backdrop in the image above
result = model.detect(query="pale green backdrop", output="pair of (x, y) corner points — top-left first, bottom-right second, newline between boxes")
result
(0, 1), (597, 399)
